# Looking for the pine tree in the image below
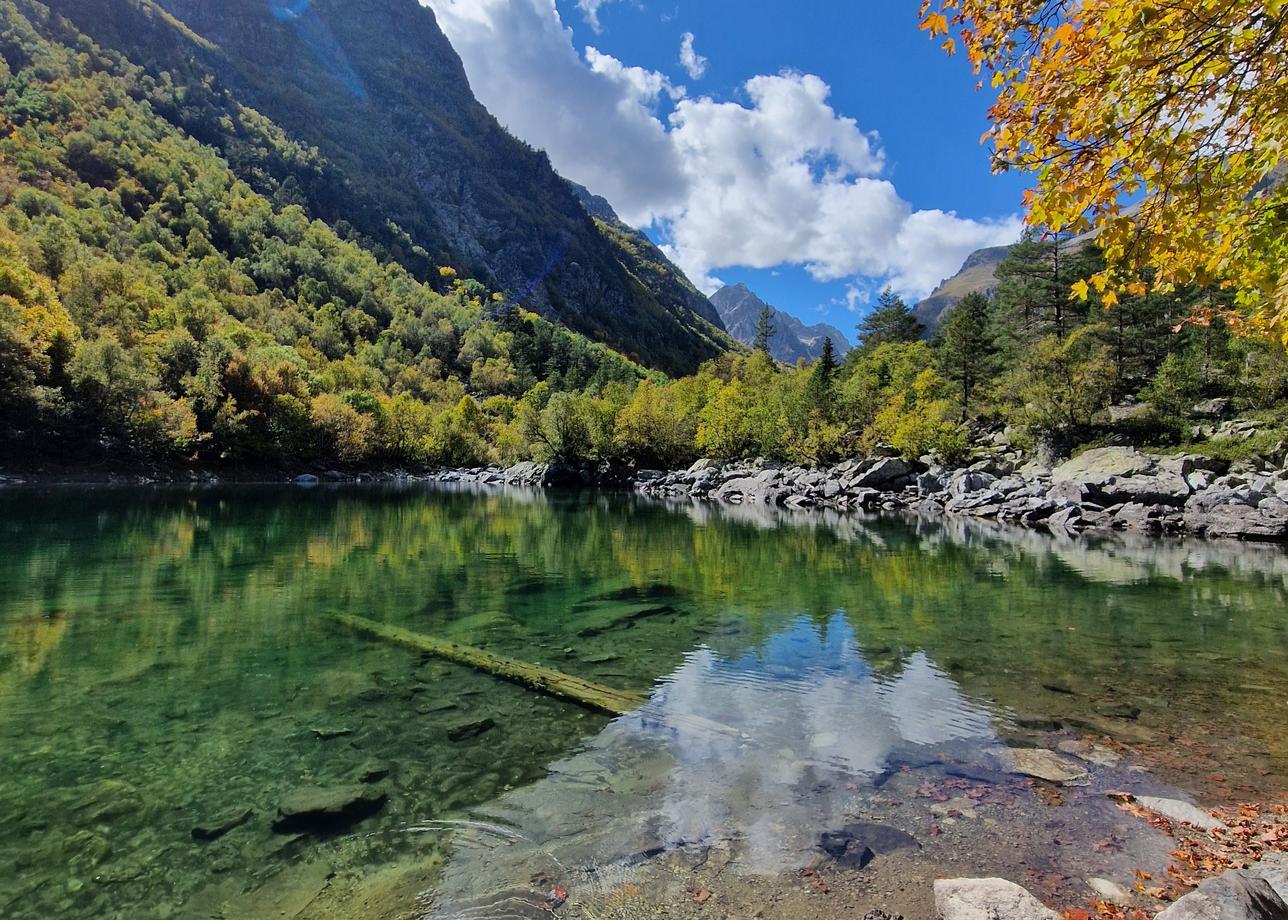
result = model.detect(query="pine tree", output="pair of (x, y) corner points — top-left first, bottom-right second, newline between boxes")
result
(754, 306), (776, 356)
(937, 293), (997, 418)
(857, 288), (924, 352)
(803, 336), (839, 418)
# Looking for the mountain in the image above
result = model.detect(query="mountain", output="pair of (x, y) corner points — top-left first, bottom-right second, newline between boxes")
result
(569, 184), (725, 331)
(50, 0), (732, 375)
(912, 245), (1013, 331)
(710, 284), (851, 363)
(0, 0), (653, 469)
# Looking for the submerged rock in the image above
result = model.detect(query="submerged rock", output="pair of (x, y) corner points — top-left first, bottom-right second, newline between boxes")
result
(1008, 748), (1090, 785)
(447, 718), (496, 742)
(272, 785), (387, 834)
(1134, 795), (1227, 832)
(1087, 878), (1132, 904)
(818, 822), (918, 868)
(934, 877), (1061, 920)
(191, 808), (253, 841)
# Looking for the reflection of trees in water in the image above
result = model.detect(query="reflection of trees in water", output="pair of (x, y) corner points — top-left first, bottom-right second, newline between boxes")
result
(0, 484), (1284, 696)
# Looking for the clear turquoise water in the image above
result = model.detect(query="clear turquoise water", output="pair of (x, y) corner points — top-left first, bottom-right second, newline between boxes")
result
(0, 484), (1285, 918)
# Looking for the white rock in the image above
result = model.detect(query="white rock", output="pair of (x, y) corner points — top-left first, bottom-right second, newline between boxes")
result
(935, 878), (1061, 920)
(1088, 878), (1132, 904)
(1135, 795), (1228, 832)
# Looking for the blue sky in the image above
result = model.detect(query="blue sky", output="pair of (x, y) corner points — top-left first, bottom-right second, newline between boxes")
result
(424, 0), (1029, 332)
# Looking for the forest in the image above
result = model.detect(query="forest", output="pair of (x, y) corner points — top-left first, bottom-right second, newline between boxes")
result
(1, 0), (1285, 475)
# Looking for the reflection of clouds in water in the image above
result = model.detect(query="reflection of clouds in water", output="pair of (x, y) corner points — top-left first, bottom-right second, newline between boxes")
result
(621, 613), (996, 871)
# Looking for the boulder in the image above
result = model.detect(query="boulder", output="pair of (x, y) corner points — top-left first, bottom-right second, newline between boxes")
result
(1046, 506), (1084, 531)
(1052, 447), (1154, 485)
(851, 457), (920, 490)
(1192, 397), (1232, 419)
(272, 785), (387, 834)
(1185, 505), (1288, 542)
(1155, 868), (1288, 920)
(934, 878), (1061, 920)
(293, 474), (319, 485)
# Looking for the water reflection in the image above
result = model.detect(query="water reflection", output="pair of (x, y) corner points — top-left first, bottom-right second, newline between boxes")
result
(0, 484), (1283, 920)
(426, 612), (1171, 918)
(635, 615), (995, 871)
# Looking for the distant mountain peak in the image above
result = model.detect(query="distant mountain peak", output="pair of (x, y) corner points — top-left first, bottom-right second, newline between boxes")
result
(710, 285), (851, 363)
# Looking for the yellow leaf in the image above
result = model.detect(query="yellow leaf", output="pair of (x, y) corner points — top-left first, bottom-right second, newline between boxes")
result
(1101, 290), (1119, 307)
(1071, 279), (1090, 300)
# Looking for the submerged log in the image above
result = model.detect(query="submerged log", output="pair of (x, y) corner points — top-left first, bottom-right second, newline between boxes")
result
(329, 613), (647, 716)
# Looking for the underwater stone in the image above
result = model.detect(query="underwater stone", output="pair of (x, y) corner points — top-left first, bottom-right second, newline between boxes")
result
(272, 785), (387, 834)
(1008, 748), (1090, 785)
(447, 718), (496, 742)
(191, 808), (252, 841)
(935, 878), (1061, 920)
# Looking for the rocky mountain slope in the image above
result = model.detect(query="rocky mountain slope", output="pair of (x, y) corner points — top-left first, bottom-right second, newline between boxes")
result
(710, 284), (851, 363)
(51, 0), (731, 374)
(913, 245), (1013, 331)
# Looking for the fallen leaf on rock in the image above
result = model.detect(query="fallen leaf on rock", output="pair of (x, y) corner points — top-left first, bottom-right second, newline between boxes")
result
(692, 889), (711, 904)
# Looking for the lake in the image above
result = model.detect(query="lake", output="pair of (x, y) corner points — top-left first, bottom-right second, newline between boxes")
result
(1, 484), (1285, 919)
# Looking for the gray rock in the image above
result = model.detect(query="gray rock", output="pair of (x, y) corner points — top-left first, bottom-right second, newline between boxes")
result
(1052, 447), (1154, 485)
(293, 474), (319, 485)
(1134, 795), (1227, 832)
(917, 472), (946, 496)
(273, 785), (387, 834)
(1255, 854), (1288, 903)
(1192, 397), (1232, 419)
(1155, 868), (1288, 919)
(852, 457), (919, 490)
(1185, 505), (1288, 542)
(1046, 506), (1084, 531)
(934, 877), (1061, 920)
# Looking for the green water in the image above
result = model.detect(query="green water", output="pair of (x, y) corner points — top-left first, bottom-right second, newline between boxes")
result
(0, 484), (1285, 919)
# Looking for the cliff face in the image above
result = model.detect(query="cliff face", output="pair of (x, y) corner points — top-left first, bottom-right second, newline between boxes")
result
(710, 284), (851, 364)
(54, 0), (731, 374)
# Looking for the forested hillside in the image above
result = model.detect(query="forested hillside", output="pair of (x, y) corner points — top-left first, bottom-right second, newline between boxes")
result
(0, 0), (653, 469)
(47, 0), (732, 375)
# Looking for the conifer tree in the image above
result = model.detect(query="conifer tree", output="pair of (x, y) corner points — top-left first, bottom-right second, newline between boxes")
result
(857, 289), (924, 352)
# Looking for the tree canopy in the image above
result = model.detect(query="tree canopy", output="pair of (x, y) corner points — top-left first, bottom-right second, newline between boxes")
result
(921, 0), (1288, 339)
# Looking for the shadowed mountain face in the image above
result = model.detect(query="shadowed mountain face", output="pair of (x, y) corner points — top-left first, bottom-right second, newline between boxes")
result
(711, 284), (851, 363)
(52, 0), (731, 374)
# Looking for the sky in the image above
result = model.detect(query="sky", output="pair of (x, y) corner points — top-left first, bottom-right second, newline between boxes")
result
(420, 0), (1030, 331)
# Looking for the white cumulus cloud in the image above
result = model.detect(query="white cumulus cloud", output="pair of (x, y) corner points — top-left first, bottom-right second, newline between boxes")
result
(422, 0), (1021, 300)
(679, 31), (707, 80)
(575, 0), (615, 33)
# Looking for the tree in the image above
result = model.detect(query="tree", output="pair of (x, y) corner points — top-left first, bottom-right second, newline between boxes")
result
(922, 0), (1288, 337)
(754, 306), (775, 356)
(802, 336), (839, 418)
(857, 289), (924, 352)
(936, 292), (997, 417)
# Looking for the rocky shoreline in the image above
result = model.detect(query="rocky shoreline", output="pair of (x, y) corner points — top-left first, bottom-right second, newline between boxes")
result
(430, 445), (1288, 544)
